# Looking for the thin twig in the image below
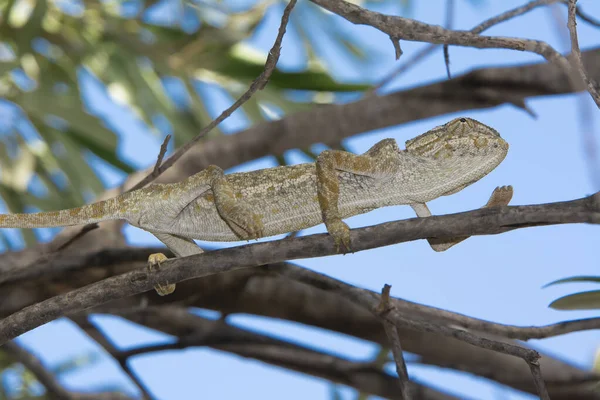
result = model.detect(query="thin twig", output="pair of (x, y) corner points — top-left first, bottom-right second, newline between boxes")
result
(528, 361), (551, 400)
(271, 265), (548, 399)
(54, 222), (99, 251)
(443, 0), (454, 78)
(473, 0), (561, 33)
(390, 36), (403, 60)
(370, 44), (435, 94)
(375, 0), (563, 93)
(567, 0), (600, 107)
(550, 1), (600, 191)
(377, 284), (412, 400)
(130, 0), (297, 192)
(153, 134), (171, 175)
(357, 287), (547, 399)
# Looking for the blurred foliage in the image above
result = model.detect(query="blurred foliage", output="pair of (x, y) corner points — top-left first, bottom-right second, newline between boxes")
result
(0, 346), (45, 399)
(546, 276), (600, 310)
(0, 0), (381, 248)
(0, 346), (111, 399)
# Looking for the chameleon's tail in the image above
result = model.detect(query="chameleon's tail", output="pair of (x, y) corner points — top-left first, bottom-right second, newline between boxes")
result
(0, 196), (124, 228)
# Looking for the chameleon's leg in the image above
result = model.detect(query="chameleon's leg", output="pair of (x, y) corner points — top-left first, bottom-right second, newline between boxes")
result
(316, 139), (401, 253)
(139, 166), (262, 295)
(206, 167), (264, 240)
(155, 165), (263, 240)
(149, 233), (204, 296)
(411, 185), (513, 252)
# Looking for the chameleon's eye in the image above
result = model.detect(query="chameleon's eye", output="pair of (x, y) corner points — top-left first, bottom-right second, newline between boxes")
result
(459, 118), (467, 122)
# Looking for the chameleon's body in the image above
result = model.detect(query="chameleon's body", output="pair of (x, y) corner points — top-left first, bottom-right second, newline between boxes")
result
(0, 118), (512, 295)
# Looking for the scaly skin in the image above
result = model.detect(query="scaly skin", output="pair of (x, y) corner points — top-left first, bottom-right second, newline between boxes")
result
(0, 117), (511, 294)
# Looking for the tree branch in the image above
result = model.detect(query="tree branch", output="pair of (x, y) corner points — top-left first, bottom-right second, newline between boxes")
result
(113, 307), (458, 400)
(3, 250), (600, 397)
(567, 0), (600, 107)
(309, 0), (587, 101)
(377, 284), (412, 400)
(1, 192), (598, 343)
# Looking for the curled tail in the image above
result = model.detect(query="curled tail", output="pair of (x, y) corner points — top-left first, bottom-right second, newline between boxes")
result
(0, 196), (125, 228)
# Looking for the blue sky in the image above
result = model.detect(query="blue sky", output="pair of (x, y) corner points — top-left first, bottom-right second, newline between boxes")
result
(8, 0), (600, 399)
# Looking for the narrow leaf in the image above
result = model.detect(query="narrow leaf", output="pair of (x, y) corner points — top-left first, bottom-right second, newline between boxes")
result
(549, 290), (600, 310)
(543, 276), (600, 288)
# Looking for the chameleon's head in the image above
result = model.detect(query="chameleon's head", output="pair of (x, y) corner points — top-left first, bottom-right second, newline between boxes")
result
(405, 117), (509, 195)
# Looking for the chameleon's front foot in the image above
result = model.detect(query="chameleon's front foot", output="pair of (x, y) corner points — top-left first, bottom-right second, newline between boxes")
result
(326, 219), (352, 254)
(148, 253), (176, 296)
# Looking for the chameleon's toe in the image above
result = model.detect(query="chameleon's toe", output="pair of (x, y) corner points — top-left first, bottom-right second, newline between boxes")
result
(148, 252), (176, 296)
(487, 185), (513, 207)
(327, 220), (352, 254)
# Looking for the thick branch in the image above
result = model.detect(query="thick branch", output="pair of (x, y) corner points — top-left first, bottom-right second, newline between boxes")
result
(1, 192), (598, 344)
(2, 252), (599, 398)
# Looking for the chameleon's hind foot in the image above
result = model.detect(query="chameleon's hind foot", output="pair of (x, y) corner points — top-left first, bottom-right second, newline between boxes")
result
(486, 185), (513, 207)
(223, 204), (264, 240)
(148, 253), (176, 296)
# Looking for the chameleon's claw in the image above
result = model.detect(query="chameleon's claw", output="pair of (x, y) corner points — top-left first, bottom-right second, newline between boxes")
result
(147, 252), (176, 296)
(327, 220), (352, 254)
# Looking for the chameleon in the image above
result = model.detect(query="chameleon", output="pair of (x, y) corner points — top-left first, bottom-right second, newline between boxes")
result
(0, 117), (512, 296)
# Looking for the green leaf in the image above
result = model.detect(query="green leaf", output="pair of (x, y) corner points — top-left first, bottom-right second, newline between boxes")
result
(549, 290), (600, 310)
(31, 118), (104, 199)
(543, 276), (600, 288)
(17, 90), (118, 152)
(110, 52), (201, 145)
(211, 52), (371, 92)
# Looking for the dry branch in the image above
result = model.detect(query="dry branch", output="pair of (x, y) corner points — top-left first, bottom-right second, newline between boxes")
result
(567, 0), (600, 107)
(115, 307), (458, 400)
(309, 0), (591, 103)
(1, 192), (598, 344)
(378, 284), (412, 400)
(2, 251), (600, 398)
